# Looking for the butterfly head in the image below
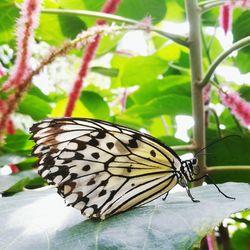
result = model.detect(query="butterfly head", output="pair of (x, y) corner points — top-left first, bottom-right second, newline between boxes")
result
(180, 157), (199, 182)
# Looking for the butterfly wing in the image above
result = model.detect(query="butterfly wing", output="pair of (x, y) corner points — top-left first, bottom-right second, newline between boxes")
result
(31, 118), (181, 219)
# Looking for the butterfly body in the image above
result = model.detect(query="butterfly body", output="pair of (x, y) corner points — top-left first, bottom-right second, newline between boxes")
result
(30, 118), (200, 219)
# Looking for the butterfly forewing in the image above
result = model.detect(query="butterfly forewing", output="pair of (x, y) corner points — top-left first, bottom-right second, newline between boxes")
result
(31, 118), (181, 219)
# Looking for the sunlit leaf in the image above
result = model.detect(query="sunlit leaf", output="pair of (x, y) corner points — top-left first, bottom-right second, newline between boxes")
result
(120, 55), (168, 87)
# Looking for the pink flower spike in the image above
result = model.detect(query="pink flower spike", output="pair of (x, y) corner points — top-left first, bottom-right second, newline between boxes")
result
(230, 0), (250, 8)
(64, 0), (122, 117)
(6, 119), (16, 135)
(219, 3), (232, 35)
(219, 89), (250, 128)
(2, 0), (42, 91)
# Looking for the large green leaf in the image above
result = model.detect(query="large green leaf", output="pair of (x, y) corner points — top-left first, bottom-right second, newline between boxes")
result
(131, 75), (190, 104)
(234, 51), (250, 74)
(126, 94), (192, 118)
(120, 55), (168, 87)
(80, 91), (110, 119)
(0, 183), (249, 249)
(206, 130), (250, 184)
(232, 10), (250, 53)
(117, 0), (166, 24)
(18, 94), (52, 120)
(37, 0), (87, 45)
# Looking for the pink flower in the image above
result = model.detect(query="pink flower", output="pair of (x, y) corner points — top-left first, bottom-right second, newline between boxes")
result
(219, 1), (250, 34)
(230, 0), (250, 8)
(220, 3), (232, 34)
(219, 90), (250, 127)
(3, 0), (42, 90)
(203, 84), (211, 105)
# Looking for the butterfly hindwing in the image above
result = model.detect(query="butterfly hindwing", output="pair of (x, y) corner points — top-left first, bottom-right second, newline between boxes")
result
(31, 118), (181, 219)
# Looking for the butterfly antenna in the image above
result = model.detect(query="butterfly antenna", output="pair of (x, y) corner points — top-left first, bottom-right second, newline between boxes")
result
(194, 135), (241, 157)
(205, 174), (235, 200)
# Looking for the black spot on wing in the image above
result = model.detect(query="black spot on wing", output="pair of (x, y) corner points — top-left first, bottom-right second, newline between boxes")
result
(82, 165), (90, 171)
(106, 142), (114, 150)
(91, 152), (100, 159)
(127, 138), (138, 148)
(150, 150), (156, 157)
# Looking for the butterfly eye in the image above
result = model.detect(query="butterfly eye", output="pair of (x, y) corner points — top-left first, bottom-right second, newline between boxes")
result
(192, 158), (198, 165)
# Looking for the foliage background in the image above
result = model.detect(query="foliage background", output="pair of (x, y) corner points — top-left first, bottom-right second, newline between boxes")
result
(0, 0), (250, 249)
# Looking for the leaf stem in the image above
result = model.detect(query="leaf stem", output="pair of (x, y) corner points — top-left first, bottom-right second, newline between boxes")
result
(207, 165), (250, 173)
(200, 36), (250, 88)
(42, 8), (188, 47)
(207, 107), (222, 138)
(200, 0), (227, 13)
(185, 0), (206, 185)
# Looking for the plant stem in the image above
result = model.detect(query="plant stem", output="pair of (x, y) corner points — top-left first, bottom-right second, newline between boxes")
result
(200, 36), (250, 87)
(172, 144), (196, 152)
(42, 8), (188, 47)
(207, 107), (222, 138)
(200, 0), (227, 13)
(207, 165), (250, 173)
(185, 0), (206, 186)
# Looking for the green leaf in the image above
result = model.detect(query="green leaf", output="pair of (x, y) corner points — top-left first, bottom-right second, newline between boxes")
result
(232, 10), (250, 53)
(96, 33), (123, 56)
(90, 66), (118, 77)
(206, 130), (250, 184)
(4, 131), (33, 152)
(0, 170), (42, 194)
(18, 94), (52, 120)
(58, 15), (86, 39)
(126, 95), (192, 118)
(131, 75), (190, 105)
(239, 85), (250, 102)
(0, 183), (249, 249)
(0, 0), (19, 44)
(120, 55), (168, 87)
(165, 0), (185, 21)
(117, 0), (167, 24)
(234, 51), (250, 74)
(59, 0), (104, 27)
(231, 227), (250, 250)
(28, 86), (52, 102)
(80, 91), (110, 119)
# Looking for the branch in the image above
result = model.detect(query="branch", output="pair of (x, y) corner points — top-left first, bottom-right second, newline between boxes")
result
(171, 144), (196, 152)
(185, 0), (206, 186)
(199, 0), (227, 13)
(200, 36), (250, 88)
(207, 165), (250, 173)
(42, 8), (189, 47)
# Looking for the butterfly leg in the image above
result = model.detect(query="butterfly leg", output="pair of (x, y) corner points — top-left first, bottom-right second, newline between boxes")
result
(185, 186), (200, 203)
(162, 191), (169, 201)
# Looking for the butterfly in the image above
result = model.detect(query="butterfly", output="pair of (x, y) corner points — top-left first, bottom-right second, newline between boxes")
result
(30, 118), (234, 219)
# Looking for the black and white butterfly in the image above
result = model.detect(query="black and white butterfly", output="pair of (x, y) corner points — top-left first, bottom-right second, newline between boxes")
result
(30, 118), (234, 219)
